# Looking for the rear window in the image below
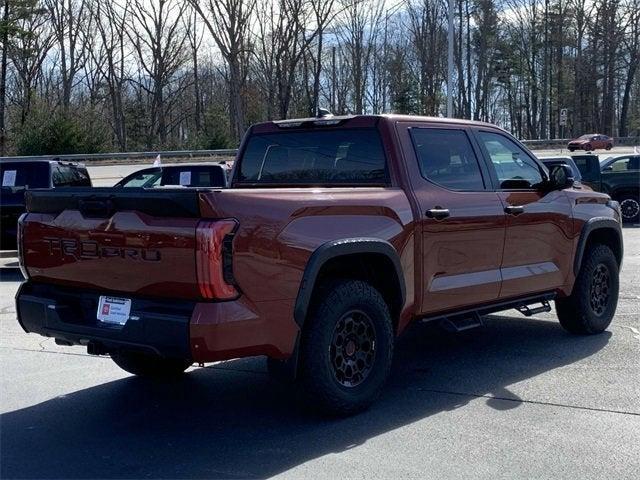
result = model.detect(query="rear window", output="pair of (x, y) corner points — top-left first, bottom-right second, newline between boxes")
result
(1, 162), (50, 188)
(235, 129), (388, 185)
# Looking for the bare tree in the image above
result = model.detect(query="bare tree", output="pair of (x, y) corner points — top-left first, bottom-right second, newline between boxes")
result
(7, 2), (53, 126)
(90, 0), (130, 150)
(337, 0), (385, 114)
(127, 0), (189, 147)
(46, 0), (90, 112)
(188, 0), (256, 141)
(619, 0), (640, 136)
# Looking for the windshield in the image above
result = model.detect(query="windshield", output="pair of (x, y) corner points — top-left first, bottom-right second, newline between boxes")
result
(119, 169), (162, 187)
(1, 162), (50, 189)
(235, 128), (388, 186)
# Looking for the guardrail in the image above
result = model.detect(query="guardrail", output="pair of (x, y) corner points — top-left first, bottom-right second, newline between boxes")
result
(1, 136), (638, 164)
(0, 149), (237, 163)
(523, 137), (640, 147)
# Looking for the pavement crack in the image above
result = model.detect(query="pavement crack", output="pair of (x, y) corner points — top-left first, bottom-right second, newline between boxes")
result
(417, 388), (640, 416)
(10, 347), (107, 359)
(617, 324), (640, 342)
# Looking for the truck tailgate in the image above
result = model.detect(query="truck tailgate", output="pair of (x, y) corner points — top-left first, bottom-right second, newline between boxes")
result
(21, 188), (203, 299)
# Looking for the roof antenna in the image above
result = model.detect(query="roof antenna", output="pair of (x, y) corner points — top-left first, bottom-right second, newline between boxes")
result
(317, 107), (333, 118)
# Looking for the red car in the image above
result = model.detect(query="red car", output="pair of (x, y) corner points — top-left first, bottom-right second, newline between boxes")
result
(568, 134), (613, 152)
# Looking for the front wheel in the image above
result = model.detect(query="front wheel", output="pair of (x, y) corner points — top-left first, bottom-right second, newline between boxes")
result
(605, 144), (612, 151)
(111, 350), (192, 378)
(584, 143), (592, 151)
(568, 147), (576, 152)
(618, 194), (640, 223)
(299, 280), (394, 416)
(556, 244), (619, 334)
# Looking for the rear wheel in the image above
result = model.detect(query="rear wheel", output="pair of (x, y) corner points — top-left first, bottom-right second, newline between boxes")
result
(617, 194), (640, 223)
(605, 144), (612, 151)
(568, 147), (576, 152)
(111, 350), (191, 378)
(584, 143), (592, 151)
(556, 244), (619, 334)
(299, 280), (394, 416)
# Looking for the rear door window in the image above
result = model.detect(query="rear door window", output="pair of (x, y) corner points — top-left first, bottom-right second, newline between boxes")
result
(410, 128), (486, 190)
(236, 129), (388, 185)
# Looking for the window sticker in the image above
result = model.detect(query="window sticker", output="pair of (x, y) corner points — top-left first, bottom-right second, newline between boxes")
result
(179, 171), (191, 185)
(2, 170), (17, 187)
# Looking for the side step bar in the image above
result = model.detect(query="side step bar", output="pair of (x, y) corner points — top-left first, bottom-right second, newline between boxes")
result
(421, 292), (556, 332)
(439, 312), (483, 333)
(516, 300), (551, 317)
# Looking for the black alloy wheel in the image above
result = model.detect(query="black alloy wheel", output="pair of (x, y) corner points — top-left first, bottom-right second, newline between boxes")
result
(589, 264), (611, 316)
(330, 309), (377, 387)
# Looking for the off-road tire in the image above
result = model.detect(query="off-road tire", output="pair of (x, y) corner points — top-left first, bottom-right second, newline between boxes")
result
(299, 280), (394, 416)
(111, 350), (191, 378)
(617, 194), (640, 223)
(556, 244), (619, 334)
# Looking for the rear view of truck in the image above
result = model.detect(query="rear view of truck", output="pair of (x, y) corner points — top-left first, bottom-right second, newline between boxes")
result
(15, 115), (409, 415)
(17, 188), (240, 376)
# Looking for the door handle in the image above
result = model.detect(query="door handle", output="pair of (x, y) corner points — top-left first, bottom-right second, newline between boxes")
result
(426, 207), (450, 220)
(504, 205), (525, 215)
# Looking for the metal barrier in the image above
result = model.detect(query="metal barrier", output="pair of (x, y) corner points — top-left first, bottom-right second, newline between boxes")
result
(523, 137), (640, 147)
(0, 149), (237, 163)
(1, 137), (638, 164)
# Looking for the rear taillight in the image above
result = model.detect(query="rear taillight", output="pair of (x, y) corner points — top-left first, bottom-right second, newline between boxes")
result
(17, 213), (29, 279)
(196, 219), (238, 300)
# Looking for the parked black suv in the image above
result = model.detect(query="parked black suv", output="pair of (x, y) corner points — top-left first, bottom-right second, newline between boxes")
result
(1, 159), (92, 250)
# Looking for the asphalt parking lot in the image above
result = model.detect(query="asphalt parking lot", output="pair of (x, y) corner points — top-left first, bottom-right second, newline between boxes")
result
(1, 227), (638, 479)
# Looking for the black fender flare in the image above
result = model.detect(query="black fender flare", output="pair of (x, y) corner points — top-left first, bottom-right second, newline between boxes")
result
(573, 217), (623, 275)
(293, 237), (406, 328)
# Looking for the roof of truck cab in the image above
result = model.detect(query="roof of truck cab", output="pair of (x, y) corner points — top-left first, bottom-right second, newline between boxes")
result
(0, 158), (86, 167)
(260, 114), (505, 131)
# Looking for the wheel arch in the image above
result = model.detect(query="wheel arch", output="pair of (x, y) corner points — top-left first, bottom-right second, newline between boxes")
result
(574, 218), (623, 276)
(293, 238), (406, 332)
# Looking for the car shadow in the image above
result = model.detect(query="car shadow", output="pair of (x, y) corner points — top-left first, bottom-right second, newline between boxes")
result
(0, 315), (610, 479)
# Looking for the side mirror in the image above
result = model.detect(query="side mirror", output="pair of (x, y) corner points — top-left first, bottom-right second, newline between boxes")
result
(547, 164), (575, 190)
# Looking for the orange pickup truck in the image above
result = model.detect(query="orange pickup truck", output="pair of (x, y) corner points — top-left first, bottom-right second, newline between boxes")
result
(16, 115), (623, 415)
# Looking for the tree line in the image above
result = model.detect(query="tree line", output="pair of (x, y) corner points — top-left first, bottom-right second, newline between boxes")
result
(1, 0), (639, 156)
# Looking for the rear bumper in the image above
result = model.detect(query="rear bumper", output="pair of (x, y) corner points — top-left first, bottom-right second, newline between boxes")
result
(16, 282), (193, 359)
(15, 281), (299, 363)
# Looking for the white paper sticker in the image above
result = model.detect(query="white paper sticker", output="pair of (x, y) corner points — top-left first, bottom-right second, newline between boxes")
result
(2, 170), (17, 187)
(179, 171), (191, 186)
(97, 296), (132, 325)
